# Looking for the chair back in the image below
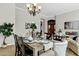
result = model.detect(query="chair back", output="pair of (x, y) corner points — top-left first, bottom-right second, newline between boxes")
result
(54, 40), (68, 56)
(13, 34), (25, 56)
(13, 34), (18, 47)
(13, 34), (19, 56)
(17, 36), (25, 56)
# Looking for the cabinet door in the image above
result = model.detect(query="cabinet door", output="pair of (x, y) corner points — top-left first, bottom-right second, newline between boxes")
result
(48, 20), (55, 34)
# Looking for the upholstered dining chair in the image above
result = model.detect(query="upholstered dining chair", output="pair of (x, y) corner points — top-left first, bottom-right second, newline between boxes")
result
(13, 34), (33, 56)
(54, 40), (68, 56)
(13, 34), (19, 56)
(17, 36), (26, 56)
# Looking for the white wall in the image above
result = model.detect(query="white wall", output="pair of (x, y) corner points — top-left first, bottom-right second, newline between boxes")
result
(15, 4), (55, 37)
(0, 3), (15, 46)
(56, 9), (79, 34)
(15, 6), (41, 37)
(0, 3), (56, 46)
(0, 3), (55, 46)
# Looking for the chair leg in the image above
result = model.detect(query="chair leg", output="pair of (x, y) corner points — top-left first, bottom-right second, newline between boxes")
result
(15, 48), (18, 56)
(15, 47), (20, 56)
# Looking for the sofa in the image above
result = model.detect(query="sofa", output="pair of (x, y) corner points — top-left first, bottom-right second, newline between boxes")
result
(67, 38), (79, 55)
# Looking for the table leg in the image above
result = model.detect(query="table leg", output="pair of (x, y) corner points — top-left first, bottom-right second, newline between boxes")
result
(33, 49), (38, 56)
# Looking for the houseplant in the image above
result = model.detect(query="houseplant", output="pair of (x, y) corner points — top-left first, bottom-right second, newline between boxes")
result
(30, 23), (37, 37)
(0, 23), (14, 45)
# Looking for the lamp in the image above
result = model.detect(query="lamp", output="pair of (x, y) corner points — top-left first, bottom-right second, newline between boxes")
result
(26, 3), (41, 16)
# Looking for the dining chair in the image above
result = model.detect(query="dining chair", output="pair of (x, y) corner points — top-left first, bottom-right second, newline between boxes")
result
(13, 34), (19, 56)
(17, 36), (26, 56)
(54, 40), (68, 56)
(13, 34), (33, 56)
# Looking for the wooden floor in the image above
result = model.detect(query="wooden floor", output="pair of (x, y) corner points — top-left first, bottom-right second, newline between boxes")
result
(0, 45), (15, 56)
(0, 45), (77, 56)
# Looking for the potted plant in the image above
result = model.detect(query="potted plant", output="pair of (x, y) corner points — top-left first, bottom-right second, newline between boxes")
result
(30, 23), (37, 37)
(0, 23), (14, 45)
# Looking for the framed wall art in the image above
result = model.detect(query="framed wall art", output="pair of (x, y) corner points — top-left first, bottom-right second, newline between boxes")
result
(25, 23), (31, 29)
(64, 21), (79, 30)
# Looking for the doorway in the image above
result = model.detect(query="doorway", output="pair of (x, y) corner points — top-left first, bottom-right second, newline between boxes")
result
(40, 19), (45, 35)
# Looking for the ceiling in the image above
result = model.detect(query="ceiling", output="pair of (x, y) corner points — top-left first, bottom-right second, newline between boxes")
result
(16, 3), (79, 17)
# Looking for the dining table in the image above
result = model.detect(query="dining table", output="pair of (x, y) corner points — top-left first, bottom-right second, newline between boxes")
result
(23, 39), (49, 56)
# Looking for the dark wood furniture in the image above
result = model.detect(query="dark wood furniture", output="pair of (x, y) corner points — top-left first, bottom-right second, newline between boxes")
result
(45, 20), (55, 39)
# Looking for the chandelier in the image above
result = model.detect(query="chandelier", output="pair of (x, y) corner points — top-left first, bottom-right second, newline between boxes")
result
(26, 3), (41, 16)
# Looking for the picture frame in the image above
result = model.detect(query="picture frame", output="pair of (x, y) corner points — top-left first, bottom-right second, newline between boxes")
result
(64, 21), (79, 30)
(25, 23), (31, 29)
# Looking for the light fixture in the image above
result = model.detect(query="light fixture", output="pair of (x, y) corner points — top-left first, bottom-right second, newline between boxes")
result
(26, 3), (41, 16)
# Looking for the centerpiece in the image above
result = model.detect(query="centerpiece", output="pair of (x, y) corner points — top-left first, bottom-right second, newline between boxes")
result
(30, 23), (37, 38)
